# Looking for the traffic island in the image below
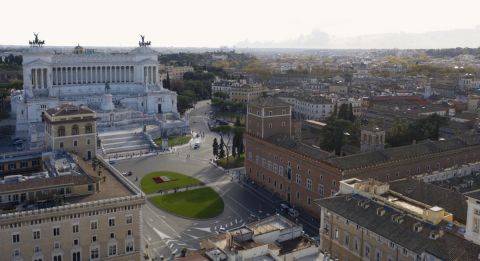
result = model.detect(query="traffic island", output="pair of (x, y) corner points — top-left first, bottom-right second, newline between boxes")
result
(148, 187), (224, 219)
(140, 171), (202, 194)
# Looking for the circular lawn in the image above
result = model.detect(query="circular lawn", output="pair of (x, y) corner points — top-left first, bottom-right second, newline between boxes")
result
(148, 187), (224, 219)
(140, 171), (202, 194)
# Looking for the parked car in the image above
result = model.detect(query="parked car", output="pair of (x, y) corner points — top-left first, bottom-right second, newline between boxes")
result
(108, 160), (115, 165)
(288, 208), (299, 218)
(122, 171), (133, 177)
(280, 203), (290, 212)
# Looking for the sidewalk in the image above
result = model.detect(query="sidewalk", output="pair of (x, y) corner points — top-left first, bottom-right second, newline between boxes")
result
(240, 179), (320, 234)
(145, 184), (206, 198)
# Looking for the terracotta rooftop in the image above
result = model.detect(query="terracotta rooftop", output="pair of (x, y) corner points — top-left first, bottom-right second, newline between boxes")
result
(249, 97), (290, 108)
(45, 104), (94, 117)
(317, 194), (480, 260)
(327, 135), (480, 170)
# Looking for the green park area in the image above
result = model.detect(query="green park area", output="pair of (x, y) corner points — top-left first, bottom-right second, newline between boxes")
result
(216, 153), (245, 169)
(148, 187), (224, 219)
(154, 134), (191, 147)
(140, 171), (202, 194)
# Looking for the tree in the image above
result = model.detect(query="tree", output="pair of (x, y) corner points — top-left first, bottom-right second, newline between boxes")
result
(337, 104), (349, 121)
(235, 130), (244, 158)
(164, 72), (170, 90)
(320, 119), (354, 155)
(216, 125), (234, 162)
(232, 143), (237, 158)
(348, 104), (355, 122)
(218, 137), (226, 159)
(212, 138), (219, 158)
(235, 116), (241, 127)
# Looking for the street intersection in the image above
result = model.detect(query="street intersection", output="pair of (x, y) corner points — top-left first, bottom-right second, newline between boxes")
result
(113, 100), (319, 259)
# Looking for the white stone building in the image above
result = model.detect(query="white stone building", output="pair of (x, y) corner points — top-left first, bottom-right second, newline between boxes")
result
(12, 35), (179, 137)
(277, 95), (334, 120)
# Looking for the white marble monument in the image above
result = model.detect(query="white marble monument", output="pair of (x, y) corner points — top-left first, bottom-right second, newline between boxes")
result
(12, 34), (180, 136)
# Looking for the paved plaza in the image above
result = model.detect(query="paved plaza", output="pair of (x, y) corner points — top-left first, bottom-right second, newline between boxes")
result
(113, 100), (319, 259)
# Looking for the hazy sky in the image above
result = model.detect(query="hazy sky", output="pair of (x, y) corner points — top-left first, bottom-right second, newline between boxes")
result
(2, 0), (480, 47)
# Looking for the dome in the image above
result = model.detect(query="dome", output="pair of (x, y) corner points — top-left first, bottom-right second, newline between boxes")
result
(73, 44), (84, 54)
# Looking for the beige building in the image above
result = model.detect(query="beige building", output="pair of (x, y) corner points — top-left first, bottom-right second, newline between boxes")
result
(44, 104), (97, 160)
(158, 65), (194, 80)
(212, 79), (266, 103)
(316, 178), (480, 261)
(328, 85), (349, 95)
(0, 153), (145, 261)
(200, 215), (320, 261)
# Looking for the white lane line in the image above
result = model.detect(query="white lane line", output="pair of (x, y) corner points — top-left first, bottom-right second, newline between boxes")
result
(145, 205), (180, 237)
(191, 227), (212, 233)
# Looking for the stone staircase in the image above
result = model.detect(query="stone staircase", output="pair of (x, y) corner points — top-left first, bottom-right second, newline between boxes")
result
(99, 132), (152, 155)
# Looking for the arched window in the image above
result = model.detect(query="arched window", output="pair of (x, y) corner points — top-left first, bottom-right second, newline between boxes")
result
(72, 125), (79, 135)
(58, 126), (66, 137)
(85, 124), (93, 134)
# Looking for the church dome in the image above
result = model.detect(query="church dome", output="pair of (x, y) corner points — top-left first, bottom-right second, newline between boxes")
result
(73, 44), (84, 54)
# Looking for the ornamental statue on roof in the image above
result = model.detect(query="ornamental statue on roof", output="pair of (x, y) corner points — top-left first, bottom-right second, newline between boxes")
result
(29, 33), (45, 47)
(139, 35), (151, 47)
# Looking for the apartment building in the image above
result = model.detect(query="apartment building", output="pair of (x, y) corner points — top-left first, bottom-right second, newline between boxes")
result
(277, 94), (334, 120)
(316, 178), (480, 261)
(158, 65), (194, 80)
(44, 104), (97, 160)
(0, 152), (145, 261)
(212, 79), (266, 103)
(199, 215), (320, 261)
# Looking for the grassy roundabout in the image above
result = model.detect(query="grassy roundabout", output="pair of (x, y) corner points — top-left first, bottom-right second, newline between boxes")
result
(148, 187), (224, 219)
(140, 171), (202, 194)
(154, 135), (191, 147)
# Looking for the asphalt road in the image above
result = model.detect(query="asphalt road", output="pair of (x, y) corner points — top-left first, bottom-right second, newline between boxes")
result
(113, 100), (318, 259)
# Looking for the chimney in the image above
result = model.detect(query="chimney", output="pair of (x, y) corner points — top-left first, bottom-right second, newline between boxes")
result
(413, 222), (423, 232)
(376, 207), (385, 216)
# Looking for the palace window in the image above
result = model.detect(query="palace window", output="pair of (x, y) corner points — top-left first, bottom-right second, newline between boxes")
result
(108, 217), (115, 227)
(108, 244), (117, 256)
(72, 224), (79, 233)
(85, 124), (93, 134)
(71, 125), (79, 135)
(33, 230), (40, 240)
(318, 184), (324, 197)
(306, 178), (312, 190)
(296, 174), (301, 184)
(126, 215), (133, 224)
(90, 248), (99, 260)
(12, 233), (20, 243)
(126, 241), (134, 253)
(53, 254), (62, 261)
(90, 220), (98, 230)
(53, 227), (60, 236)
(58, 126), (66, 137)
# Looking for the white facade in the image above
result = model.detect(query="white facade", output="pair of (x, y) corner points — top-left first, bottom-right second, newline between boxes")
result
(12, 41), (178, 134)
(465, 195), (480, 245)
(278, 96), (334, 120)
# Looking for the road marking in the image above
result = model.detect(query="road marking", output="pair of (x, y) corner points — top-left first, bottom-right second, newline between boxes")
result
(152, 226), (171, 240)
(191, 227), (213, 233)
(230, 221), (233, 226)
(145, 205), (180, 237)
